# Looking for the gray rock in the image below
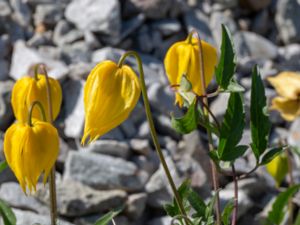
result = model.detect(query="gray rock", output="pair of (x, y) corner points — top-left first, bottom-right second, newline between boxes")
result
(120, 119), (137, 139)
(0, 182), (48, 214)
(57, 138), (71, 171)
(0, 80), (14, 131)
(125, 193), (147, 219)
(34, 4), (63, 26)
(277, 44), (300, 71)
(137, 121), (151, 139)
(64, 151), (147, 191)
(10, 0), (31, 27)
(0, 209), (74, 225)
(36, 180), (127, 217)
(155, 115), (180, 140)
(27, 31), (53, 48)
(84, 31), (101, 49)
(220, 189), (254, 219)
(151, 19), (182, 36)
(65, 0), (120, 37)
(0, 0), (11, 17)
(130, 139), (151, 155)
(210, 10), (237, 44)
(63, 79), (85, 138)
(234, 31), (278, 60)
(0, 60), (9, 81)
(288, 118), (300, 146)
(61, 41), (91, 64)
(276, 0), (300, 44)
(121, 14), (145, 41)
(80, 139), (130, 159)
(91, 47), (125, 63)
(129, 0), (172, 19)
(0, 35), (10, 59)
(184, 9), (214, 45)
(252, 9), (270, 35)
(100, 127), (125, 141)
(68, 62), (95, 80)
(53, 20), (84, 46)
(240, 0), (271, 11)
(210, 93), (230, 121)
(10, 41), (69, 80)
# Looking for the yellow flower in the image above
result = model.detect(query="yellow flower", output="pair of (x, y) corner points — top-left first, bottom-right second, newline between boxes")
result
(82, 60), (141, 144)
(11, 74), (62, 122)
(268, 72), (300, 121)
(266, 153), (288, 187)
(164, 37), (218, 106)
(3, 120), (59, 192)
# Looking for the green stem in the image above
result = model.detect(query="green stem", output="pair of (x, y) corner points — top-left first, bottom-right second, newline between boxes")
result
(285, 146), (295, 225)
(231, 164), (238, 225)
(27, 101), (47, 126)
(40, 64), (57, 225)
(191, 30), (221, 225)
(118, 52), (190, 225)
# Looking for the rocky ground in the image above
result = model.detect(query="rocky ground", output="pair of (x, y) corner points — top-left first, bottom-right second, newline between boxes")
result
(1, 0), (300, 224)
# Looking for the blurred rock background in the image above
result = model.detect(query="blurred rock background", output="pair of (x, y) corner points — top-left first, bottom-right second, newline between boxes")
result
(0, 0), (300, 224)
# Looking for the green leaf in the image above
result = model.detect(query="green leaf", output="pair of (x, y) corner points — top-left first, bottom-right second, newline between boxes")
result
(217, 92), (245, 162)
(222, 199), (235, 225)
(0, 199), (16, 225)
(220, 145), (248, 162)
(266, 185), (300, 225)
(180, 75), (192, 92)
(293, 212), (300, 225)
(187, 190), (207, 219)
(171, 100), (199, 134)
(260, 147), (284, 165)
(227, 79), (245, 92)
(215, 24), (236, 90)
(205, 190), (219, 220)
(250, 66), (271, 160)
(0, 161), (8, 174)
(94, 207), (123, 225)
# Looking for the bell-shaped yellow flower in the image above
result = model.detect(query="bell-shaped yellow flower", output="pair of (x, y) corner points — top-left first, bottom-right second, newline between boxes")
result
(164, 36), (218, 106)
(4, 119), (59, 192)
(266, 153), (288, 187)
(268, 72), (300, 121)
(11, 74), (62, 122)
(82, 60), (141, 144)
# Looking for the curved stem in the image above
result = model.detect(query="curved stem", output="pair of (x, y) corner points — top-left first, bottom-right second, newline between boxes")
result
(192, 31), (221, 224)
(231, 164), (238, 225)
(118, 51), (189, 225)
(40, 64), (57, 225)
(28, 101), (47, 126)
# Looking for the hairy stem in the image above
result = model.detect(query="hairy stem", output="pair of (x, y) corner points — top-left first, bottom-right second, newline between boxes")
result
(118, 52), (190, 225)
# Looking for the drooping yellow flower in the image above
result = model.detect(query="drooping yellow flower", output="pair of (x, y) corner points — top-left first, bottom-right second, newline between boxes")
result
(11, 74), (62, 122)
(164, 36), (218, 106)
(266, 153), (288, 187)
(268, 72), (300, 121)
(4, 119), (59, 192)
(82, 60), (141, 144)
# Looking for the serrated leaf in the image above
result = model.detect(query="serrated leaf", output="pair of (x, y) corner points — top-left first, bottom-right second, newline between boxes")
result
(171, 100), (199, 134)
(94, 207), (123, 225)
(187, 190), (207, 218)
(260, 147), (284, 165)
(180, 75), (192, 92)
(215, 24), (236, 90)
(222, 199), (234, 225)
(0, 161), (8, 174)
(250, 66), (271, 160)
(0, 199), (16, 225)
(266, 185), (300, 225)
(217, 92), (245, 162)
(205, 190), (219, 219)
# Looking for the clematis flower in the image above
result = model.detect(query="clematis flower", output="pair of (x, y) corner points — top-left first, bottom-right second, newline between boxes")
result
(268, 72), (300, 121)
(4, 119), (59, 192)
(266, 153), (288, 187)
(164, 36), (218, 106)
(11, 74), (62, 122)
(82, 60), (141, 144)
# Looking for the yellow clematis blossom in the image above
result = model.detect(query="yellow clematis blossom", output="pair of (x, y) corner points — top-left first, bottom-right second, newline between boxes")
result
(4, 119), (59, 193)
(266, 153), (288, 187)
(82, 60), (141, 144)
(164, 36), (218, 106)
(268, 72), (300, 121)
(11, 74), (62, 122)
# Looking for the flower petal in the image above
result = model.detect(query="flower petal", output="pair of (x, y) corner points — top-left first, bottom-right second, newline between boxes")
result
(271, 97), (300, 121)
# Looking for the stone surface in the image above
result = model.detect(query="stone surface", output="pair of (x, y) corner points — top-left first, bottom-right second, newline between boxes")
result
(63, 79), (85, 138)
(36, 180), (127, 217)
(0, 60), (9, 81)
(276, 0), (300, 44)
(147, 216), (172, 225)
(10, 41), (69, 80)
(0, 182), (48, 214)
(34, 4), (63, 26)
(80, 139), (130, 159)
(64, 151), (147, 191)
(53, 20), (84, 46)
(129, 0), (172, 19)
(0, 0), (11, 17)
(240, 0), (271, 11)
(288, 118), (300, 146)
(125, 193), (147, 219)
(0, 80), (14, 131)
(10, 0), (31, 27)
(65, 0), (120, 37)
